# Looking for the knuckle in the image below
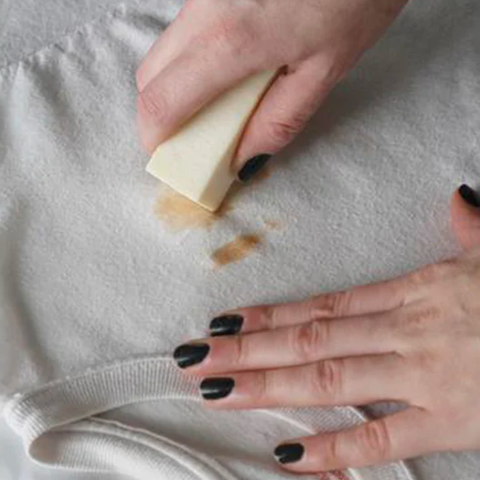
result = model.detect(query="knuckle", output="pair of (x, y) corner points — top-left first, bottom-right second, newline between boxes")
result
(291, 320), (329, 361)
(199, 13), (257, 59)
(323, 436), (341, 467)
(209, 19), (238, 47)
(233, 335), (248, 366)
(265, 115), (307, 148)
(312, 359), (343, 399)
(225, 28), (257, 58)
(263, 305), (278, 330)
(251, 370), (270, 402)
(357, 420), (391, 462)
(401, 305), (440, 337)
(310, 291), (353, 319)
(412, 349), (439, 373)
(138, 87), (169, 125)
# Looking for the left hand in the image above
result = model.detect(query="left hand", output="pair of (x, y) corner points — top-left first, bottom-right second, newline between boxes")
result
(173, 185), (480, 473)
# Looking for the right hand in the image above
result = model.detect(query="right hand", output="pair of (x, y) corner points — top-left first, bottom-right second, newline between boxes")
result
(137, 0), (408, 180)
(171, 185), (480, 472)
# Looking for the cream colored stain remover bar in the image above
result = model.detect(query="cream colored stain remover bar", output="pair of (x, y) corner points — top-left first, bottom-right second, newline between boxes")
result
(146, 70), (276, 212)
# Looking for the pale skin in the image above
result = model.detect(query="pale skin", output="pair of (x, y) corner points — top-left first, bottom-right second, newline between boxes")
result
(136, 0), (480, 474)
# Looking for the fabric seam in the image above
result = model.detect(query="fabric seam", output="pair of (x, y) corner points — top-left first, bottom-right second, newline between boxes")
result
(3, 355), (415, 480)
(0, 3), (127, 75)
(58, 417), (241, 480)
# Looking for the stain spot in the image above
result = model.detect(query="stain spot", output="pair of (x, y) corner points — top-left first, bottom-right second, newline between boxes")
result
(211, 234), (263, 268)
(154, 186), (236, 231)
(250, 165), (272, 184)
(154, 166), (273, 232)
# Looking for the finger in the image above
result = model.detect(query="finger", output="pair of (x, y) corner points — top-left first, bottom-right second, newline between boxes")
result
(232, 55), (339, 175)
(136, 1), (197, 92)
(211, 277), (410, 336)
(275, 408), (437, 472)
(137, 50), (251, 154)
(200, 312), (400, 375)
(450, 184), (480, 250)
(136, 26), (183, 93)
(200, 354), (406, 408)
(137, 0), (245, 91)
(137, 44), (261, 154)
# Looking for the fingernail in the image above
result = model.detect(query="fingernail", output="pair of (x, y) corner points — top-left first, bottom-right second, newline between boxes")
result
(459, 184), (480, 208)
(173, 344), (210, 369)
(238, 154), (271, 182)
(200, 377), (235, 400)
(209, 315), (244, 337)
(274, 443), (305, 464)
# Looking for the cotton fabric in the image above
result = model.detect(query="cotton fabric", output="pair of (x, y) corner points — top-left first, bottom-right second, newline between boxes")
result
(0, 1), (479, 479)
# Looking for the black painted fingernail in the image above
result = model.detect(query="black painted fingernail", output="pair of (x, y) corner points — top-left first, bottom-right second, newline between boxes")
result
(274, 443), (305, 464)
(459, 184), (480, 208)
(200, 377), (235, 400)
(210, 315), (244, 337)
(238, 154), (271, 182)
(173, 344), (210, 369)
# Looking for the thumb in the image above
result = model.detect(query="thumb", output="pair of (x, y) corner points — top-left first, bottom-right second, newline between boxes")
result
(233, 55), (340, 181)
(450, 184), (480, 250)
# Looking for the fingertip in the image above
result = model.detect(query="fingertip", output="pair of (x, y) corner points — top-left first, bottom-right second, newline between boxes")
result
(172, 342), (211, 370)
(209, 314), (244, 337)
(237, 154), (272, 182)
(450, 184), (480, 250)
(274, 443), (305, 466)
(458, 184), (480, 208)
(200, 377), (235, 401)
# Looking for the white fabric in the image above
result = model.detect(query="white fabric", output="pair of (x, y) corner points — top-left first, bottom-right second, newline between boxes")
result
(0, 0), (479, 479)
(0, 0), (139, 68)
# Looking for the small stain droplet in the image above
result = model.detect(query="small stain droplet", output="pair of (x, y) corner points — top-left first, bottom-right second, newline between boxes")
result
(211, 234), (263, 268)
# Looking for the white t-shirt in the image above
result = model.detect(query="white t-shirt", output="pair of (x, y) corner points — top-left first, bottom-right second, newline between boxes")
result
(0, 1), (479, 480)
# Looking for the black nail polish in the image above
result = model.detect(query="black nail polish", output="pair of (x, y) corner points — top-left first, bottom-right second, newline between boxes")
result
(274, 443), (305, 464)
(210, 315), (244, 337)
(459, 184), (480, 208)
(200, 377), (235, 400)
(238, 154), (271, 182)
(173, 344), (210, 369)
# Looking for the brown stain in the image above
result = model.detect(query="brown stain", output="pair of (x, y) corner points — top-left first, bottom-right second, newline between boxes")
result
(250, 165), (272, 185)
(155, 186), (236, 231)
(211, 234), (263, 268)
(154, 166), (272, 232)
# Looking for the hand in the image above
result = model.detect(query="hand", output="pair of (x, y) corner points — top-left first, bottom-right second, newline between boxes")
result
(172, 185), (480, 473)
(137, 0), (407, 180)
